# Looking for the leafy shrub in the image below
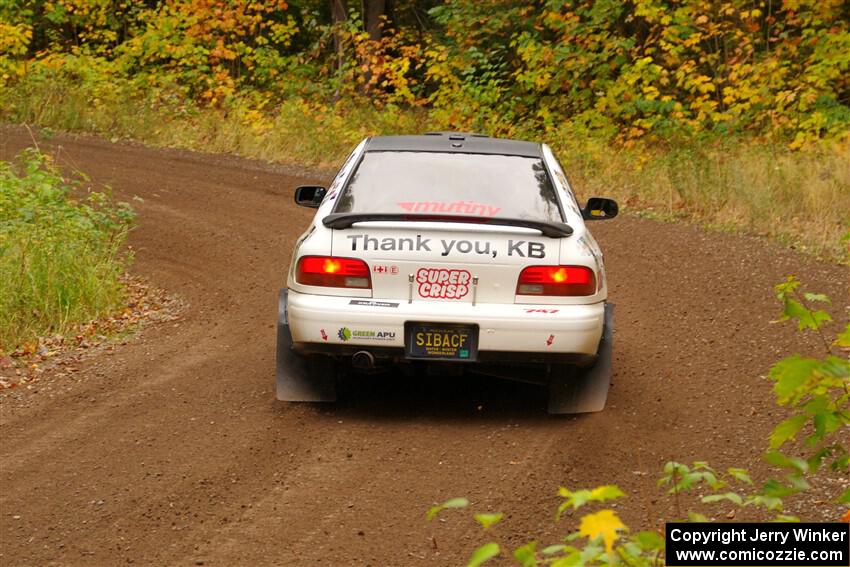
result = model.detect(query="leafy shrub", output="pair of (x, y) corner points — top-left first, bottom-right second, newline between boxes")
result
(0, 148), (136, 350)
(2, 1), (849, 142)
(427, 277), (849, 566)
(2, 1), (848, 261)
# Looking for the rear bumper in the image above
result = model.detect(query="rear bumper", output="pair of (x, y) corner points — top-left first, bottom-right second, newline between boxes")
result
(282, 289), (605, 358)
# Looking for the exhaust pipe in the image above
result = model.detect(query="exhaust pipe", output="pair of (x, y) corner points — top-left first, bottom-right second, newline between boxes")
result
(352, 350), (375, 370)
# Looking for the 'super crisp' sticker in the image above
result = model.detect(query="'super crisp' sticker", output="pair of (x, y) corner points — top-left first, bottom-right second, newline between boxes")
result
(416, 268), (471, 300)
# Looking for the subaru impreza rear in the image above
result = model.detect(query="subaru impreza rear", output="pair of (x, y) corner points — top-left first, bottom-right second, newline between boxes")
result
(277, 133), (618, 413)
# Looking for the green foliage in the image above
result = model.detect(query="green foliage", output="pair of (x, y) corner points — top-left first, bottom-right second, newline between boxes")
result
(0, 1), (31, 81)
(474, 513), (504, 530)
(468, 542), (501, 567)
(1, 1), (849, 263)
(2, 0), (849, 142)
(767, 276), (849, 475)
(426, 278), (849, 565)
(422, 0), (850, 144)
(426, 497), (469, 521)
(775, 276), (832, 331)
(5, 68), (849, 262)
(556, 485), (625, 519)
(116, 0), (298, 103)
(2, 3), (848, 262)
(653, 278), (848, 518)
(0, 148), (136, 350)
(429, 484), (655, 566)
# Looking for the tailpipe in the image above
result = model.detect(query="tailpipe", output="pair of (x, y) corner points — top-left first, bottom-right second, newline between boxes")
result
(352, 350), (375, 370)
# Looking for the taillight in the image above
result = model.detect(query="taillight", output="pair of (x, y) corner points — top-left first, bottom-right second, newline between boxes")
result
(516, 266), (596, 296)
(296, 256), (371, 289)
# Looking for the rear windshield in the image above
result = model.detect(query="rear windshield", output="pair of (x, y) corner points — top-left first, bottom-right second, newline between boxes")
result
(334, 151), (563, 222)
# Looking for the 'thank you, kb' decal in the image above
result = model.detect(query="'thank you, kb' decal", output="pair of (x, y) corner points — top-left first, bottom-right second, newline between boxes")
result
(347, 235), (546, 259)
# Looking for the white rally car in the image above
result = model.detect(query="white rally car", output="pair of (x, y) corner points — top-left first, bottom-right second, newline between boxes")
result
(277, 133), (618, 413)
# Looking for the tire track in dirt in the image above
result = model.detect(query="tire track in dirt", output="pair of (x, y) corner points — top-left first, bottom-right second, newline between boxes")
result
(1, 127), (847, 566)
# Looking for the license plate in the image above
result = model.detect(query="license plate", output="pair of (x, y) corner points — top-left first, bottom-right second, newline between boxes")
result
(405, 323), (479, 361)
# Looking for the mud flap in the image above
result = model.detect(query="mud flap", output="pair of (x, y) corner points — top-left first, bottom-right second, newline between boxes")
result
(548, 303), (614, 414)
(276, 289), (337, 402)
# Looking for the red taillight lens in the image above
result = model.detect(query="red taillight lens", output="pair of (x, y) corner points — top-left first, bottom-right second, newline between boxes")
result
(516, 266), (596, 296)
(296, 256), (371, 289)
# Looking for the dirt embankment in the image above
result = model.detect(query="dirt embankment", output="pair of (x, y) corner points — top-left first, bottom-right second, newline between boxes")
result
(1, 127), (847, 566)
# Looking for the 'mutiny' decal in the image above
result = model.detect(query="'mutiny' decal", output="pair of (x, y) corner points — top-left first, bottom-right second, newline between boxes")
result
(397, 200), (501, 217)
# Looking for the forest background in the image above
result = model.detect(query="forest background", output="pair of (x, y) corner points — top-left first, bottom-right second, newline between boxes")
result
(1, 0), (849, 260)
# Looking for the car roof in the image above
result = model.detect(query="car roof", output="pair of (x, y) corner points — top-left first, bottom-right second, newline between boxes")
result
(364, 132), (543, 158)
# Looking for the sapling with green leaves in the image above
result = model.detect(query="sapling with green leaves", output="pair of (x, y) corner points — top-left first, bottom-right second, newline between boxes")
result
(426, 276), (849, 566)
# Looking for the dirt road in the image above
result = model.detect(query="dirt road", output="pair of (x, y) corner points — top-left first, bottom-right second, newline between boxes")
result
(1, 127), (847, 566)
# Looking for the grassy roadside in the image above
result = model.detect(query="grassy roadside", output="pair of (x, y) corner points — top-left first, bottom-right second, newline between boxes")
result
(2, 71), (849, 263)
(0, 147), (136, 351)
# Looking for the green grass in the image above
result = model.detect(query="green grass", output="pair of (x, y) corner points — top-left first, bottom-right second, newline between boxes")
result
(556, 138), (850, 261)
(2, 64), (848, 263)
(0, 148), (136, 351)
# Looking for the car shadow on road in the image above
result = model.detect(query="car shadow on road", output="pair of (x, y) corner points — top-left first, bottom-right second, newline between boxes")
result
(295, 368), (586, 424)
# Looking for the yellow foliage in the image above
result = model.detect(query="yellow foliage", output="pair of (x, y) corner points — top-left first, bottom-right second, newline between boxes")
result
(578, 509), (626, 554)
(1, 0), (848, 143)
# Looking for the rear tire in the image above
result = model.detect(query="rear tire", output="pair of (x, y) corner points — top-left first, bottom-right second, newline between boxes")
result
(548, 304), (613, 414)
(275, 290), (337, 402)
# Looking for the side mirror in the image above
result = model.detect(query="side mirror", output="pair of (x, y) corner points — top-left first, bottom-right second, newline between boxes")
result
(582, 197), (618, 220)
(294, 185), (327, 208)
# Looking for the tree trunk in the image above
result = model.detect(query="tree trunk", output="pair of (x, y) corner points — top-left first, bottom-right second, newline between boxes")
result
(362, 0), (386, 40)
(330, 0), (347, 71)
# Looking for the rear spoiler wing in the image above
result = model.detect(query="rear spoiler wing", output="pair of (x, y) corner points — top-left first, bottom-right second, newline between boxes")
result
(322, 213), (573, 237)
